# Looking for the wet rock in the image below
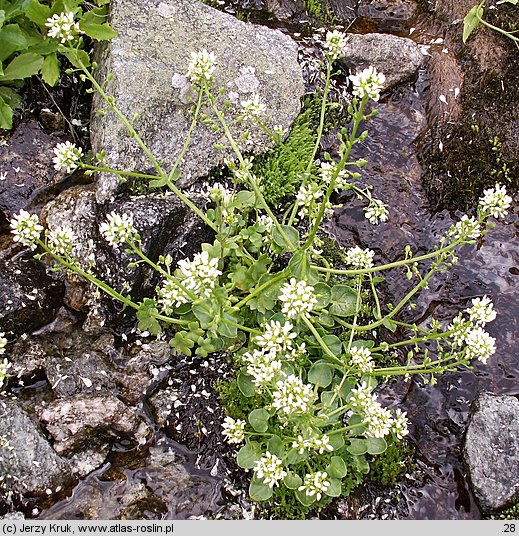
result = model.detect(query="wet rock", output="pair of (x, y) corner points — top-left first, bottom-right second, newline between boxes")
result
(91, 0), (304, 201)
(266, 0), (305, 19)
(463, 393), (519, 513)
(42, 185), (211, 319)
(0, 398), (73, 498)
(0, 250), (65, 338)
(328, 0), (358, 20)
(338, 33), (423, 90)
(357, 0), (417, 30)
(38, 392), (149, 458)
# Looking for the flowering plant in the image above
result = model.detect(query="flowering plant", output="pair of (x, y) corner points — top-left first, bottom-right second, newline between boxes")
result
(6, 24), (513, 511)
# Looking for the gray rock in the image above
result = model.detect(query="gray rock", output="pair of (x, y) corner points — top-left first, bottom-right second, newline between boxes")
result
(0, 398), (73, 498)
(91, 0), (304, 201)
(0, 250), (64, 337)
(38, 392), (150, 457)
(338, 33), (423, 90)
(463, 393), (519, 512)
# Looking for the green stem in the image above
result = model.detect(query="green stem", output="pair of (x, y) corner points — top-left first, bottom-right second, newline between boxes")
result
(301, 315), (342, 365)
(235, 270), (288, 309)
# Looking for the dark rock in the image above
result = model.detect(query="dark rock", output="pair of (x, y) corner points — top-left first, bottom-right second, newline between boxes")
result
(0, 250), (65, 338)
(338, 33), (423, 90)
(356, 0), (418, 32)
(91, 0), (304, 201)
(0, 398), (73, 499)
(463, 393), (519, 512)
(38, 392), (149, 457)
(328, 0), (359, 20)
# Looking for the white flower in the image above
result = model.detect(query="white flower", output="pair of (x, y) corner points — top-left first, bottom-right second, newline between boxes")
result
(478, 183), (512, 219)
(271, 374), (316, 416)
(466, 296), (496, 326)
(209, 183), (234, 204)
(222, 416), (246, 445)
(0, 358), (10, 389)
(291, 434), (334, 455)
(10, 210), (43, 250)
(47, 226), (76, 257)
(0, 333), (7, 355)
(296, 182), (323, 218)
(253, 452), (287, 488)
(298, 471), (331, 501)
(100, 212), (138, 247)
(242, 349), (282, 388)
(320, 161), (349, 191)
(255, 320), (297, 355)
(465, 327), (496, 364)
(364, 199), (389, 225)
(45, 12), (81, 44)
(241, 95), (266, 121)
(365, 403), (393, 438)
(391, 409), (409, 439)
(156, 278), (189, 313)
(324, 30), (348, 61)
(345, 245), (375, 269)
(187, 50), (216, 85)
(177, 250), (222, 298)
(349, 66), (386, 102)
(278, 278), (318, 319)
(447, 215), (481, 241)
(273, 124), (286, 138)
(349, 346), (374, 373)
(349, 381), (376, 411)
(448, 314), (470, 348)
(52, 141), (83, 173)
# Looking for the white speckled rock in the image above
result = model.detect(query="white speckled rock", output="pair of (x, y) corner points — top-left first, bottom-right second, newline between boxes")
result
(91, 0), (305, 202)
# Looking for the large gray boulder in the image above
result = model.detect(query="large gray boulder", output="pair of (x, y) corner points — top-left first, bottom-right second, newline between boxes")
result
(91, 0), (305, 202)
(338, 33), (423, 90)
(463, 393), (519, 512)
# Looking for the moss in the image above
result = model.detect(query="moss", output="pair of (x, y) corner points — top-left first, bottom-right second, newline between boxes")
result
(497, 503), (519, 520)
(213, 377), (262, 421)
(368, 439), (415, 487)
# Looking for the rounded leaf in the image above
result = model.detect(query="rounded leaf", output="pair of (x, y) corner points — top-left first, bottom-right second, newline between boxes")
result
(347, 438), (368, 456)
(237, 372), (256, 397)
(324, 477), (342, 497)
(327, 456), (347, 479)
(249, 478), (274, 501)
(366, 436), (387, 455)
(283, 472), (303, 490)
(237, 441), (262, 469)
(308, 362), (333, 387)
(248, 408), (270, 433)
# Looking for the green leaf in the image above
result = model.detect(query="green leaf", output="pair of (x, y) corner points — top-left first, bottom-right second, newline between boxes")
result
(283, 472), (302, 490)
(308, 362), (333, 388)
(337, 376), (358, 401)
(324, 478), (342, 497)
(272, 224), (299, 251)
(463, 4), (484, 43)
(0, 24), (28, 62)
(329, 284), (357, 317)
(79, 10), (117, 41)
(0, 10), (5, 29)
(0, 86), (21, 108)
(316, 312), (334, 328)
(267, 434), (284, 458)
(352, 454), (370, 474)
(1, 52), (43, 81)
(322, 334), (342, 356)
(327, 456), (347, 479)
(295, 489), (316, 506)
(347, 438), (368, 456)
(314, 282), (331, 308)
(504, 0), (518, 3)
(0, 96), (13, 130)
(192, 304), (213, 328)
(216, 312), (238, 338)
(288, 250), (310, 279)
(382, 317), (397, 332)
(237, 442), (262, 469)
(249, 477), (273, 501)
(235, 189), (256, 208)
(237, 372), (256, 397)
(366, 436), (387, 455)
(40, 53), (60, 86)
(25, 0), (52, 27)
(286, 447), (308, 465)
(59, 46), (90, 68)
(248, 408), (270, 433)
(328, 433), (345, 450)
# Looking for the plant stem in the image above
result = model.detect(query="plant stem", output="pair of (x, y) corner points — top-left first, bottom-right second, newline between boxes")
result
(301, 315), (342, 365)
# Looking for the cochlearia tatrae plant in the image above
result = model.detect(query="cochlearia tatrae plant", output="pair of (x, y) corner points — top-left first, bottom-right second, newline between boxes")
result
(6, 16), (513, 509)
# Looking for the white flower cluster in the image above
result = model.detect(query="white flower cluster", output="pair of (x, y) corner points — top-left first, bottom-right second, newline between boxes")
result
(364, 199), (389, 225)
(100, 212), (138, 247)
(255, 320), (297, 354)
(156, 278), (189, 314)
(448, 296), (497, 364)
(295, 182), (323, 219)
(187, 49), (216, 85)
(298, 471), (331, 501)
(278, 278), (318, 319)
(324, 30), (348, 61)
(392, 409), (410, 440)
(209, 183), (236, 224)
(221, 416), (246, 445)
(478, 183), (512, 219)
(320, 161), (349, 191)
(0, 333), (6, 355)
(349, 66), (386, 102)
(292, 433), (334, 455)
(52, 141), (83, 174)
(0, 358), (10, 389)
(447, 215), (481, 242)
(47, 226), (77, 257)
(344, 245), (375, 269)
(253, 452), (287, 488)
(349, 346), (374, 373)
(271, 374), (316, 416)
(177, 250), (222, 298)
(241, 95), (266, 121)
(10, 210), (43, 250)
(242, 348), (282, 388)
(46, 12), (81, 44)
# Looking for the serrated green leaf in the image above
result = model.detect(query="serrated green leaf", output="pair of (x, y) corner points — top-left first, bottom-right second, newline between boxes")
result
(79, 10), (117, 41)
(347, 438), (368, 456)
(327, 456), (348, 479)
(237, 372), (256, 397)
(0, 52), (42, 81)
(249, 477), (273, 501)
(25, 0), (52, 27)
(463, 4), (484, 43)
(248, 408), (270, 433)
(41, 53), (60, 86)
(308, 362), (333, 387)
(329, 284), (357, 317)
(59, 46), (90, 68)
(283, 472), (302, 490)
(237, 442), (262, 469)
(366, 436), (387, 455)
(0, 96), (13, 130)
